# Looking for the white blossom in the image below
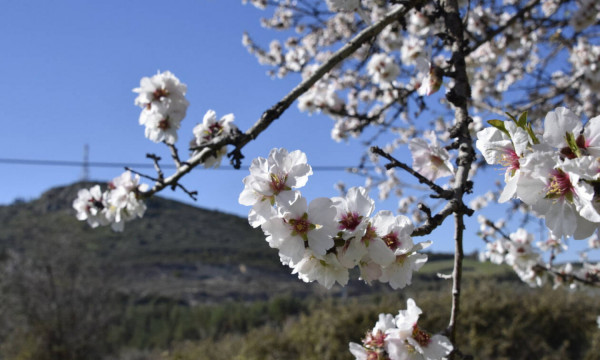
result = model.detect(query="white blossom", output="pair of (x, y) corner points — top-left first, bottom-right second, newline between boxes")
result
(239, 148), (313, 227)
(192, 110), (237, 168)
(367, 53), (400, 85)
(133, 71), (189, 145)
(73, 185), (109, 228)
(409, 131), (454, 181)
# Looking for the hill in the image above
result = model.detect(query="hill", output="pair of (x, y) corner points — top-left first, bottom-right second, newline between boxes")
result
(0, 182), (514, 304)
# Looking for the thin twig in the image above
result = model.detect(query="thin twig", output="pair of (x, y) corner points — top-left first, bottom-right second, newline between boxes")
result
(532, 264), (600, 288)
(126, 166), (198, 201)
(370, 146), (453, 199)
(146, 154), (164, 181)
(125, 167), (162, 183)
(167, 143), (183, 168)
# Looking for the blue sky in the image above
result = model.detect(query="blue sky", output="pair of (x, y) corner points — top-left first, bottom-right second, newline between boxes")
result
(0, 1), (370, 207)
(1, 1), (596, 260)
(0, 1), (397, 220)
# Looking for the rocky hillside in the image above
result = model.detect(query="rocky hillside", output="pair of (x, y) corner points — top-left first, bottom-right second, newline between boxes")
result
(0, 182), (403, 304)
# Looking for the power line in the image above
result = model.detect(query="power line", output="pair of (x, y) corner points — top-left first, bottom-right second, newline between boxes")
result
(0, 157), (372, 171)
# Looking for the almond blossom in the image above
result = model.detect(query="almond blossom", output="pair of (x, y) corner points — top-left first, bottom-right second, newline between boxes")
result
(516, 151), (595, 239)
(260, 195), (337, 264)
(475, 120), (531, 203)
(192, 109), (237, 168)
(350, 299), (452, 360)
(73, 185), (109, 228)
(292, 251), (349, 289)
(73, 171), (147, 232)
(333, 186), (376, 267)
(133, 71), (189, 145)
(104, 171), (148, 232)
(387, 298), (453, 360)
(239, 148), (313, 227)
(543, 107), (600, 158)
(409, 131), (454, 181)
(367, 53), (400, 85)
(379, 241), (430, 290)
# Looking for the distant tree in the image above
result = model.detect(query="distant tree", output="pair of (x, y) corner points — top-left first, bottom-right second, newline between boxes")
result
(0, 237), (119, 360)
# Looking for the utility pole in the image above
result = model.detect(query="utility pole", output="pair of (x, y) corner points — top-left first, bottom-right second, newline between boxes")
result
(81, 144), (89, 181)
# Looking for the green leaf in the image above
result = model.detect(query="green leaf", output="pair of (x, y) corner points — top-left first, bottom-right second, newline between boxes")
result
(526, 123), (540, 144)
(565, 131), (581, 158)
(487, 119), (510, 136)
(517, 111), (528, 127)
(505, 112), (517, 123)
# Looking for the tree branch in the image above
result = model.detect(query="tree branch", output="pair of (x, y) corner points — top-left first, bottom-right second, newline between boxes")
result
(439, 0), (476, 356)
(370, 146), (454, 199)
(139, 0), (426, 199)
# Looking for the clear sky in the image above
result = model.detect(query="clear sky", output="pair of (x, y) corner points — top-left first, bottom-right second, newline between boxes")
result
(0, 1), (373, 208)
(0, 1), (400, 219)
(1, 1), (595, 260)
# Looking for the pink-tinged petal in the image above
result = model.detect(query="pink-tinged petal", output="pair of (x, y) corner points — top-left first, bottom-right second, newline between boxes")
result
(421, 334), (453, 359)
(348, 343), (368, 360)
(286, 163), (312, 188)
(545, 201), (577, 239)
(307, 228), (335, 256)
(584, 116), (600, 156)
(573, 216), (598, 240)
(543, 107), (581, 148)
(368, 238), (396, 266)
(274, 189), (300, 208)
(516, 175), (546, 206)
(261, 217), (289, 248)
(505, 121), (530, 156)
(247, 200), (276, 228)
(308, 197), (336, 223)
(347, 187), (375, 216)
(338, 238), (368, 268)
(279, 237), (306, 264)
(498, 173), (519, 203)
(358, 260), (383, 284)
(238, 186), (259, 206)
(573, 182), (600, 222)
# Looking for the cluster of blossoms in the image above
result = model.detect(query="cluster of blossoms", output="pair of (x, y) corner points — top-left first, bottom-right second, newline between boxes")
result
(191, 109), (237, 168)
(349, 298), (453, 360)
(478, 216), (600, 288)
(242, 0), (600, 169)
(133, 71), (189, 145)
(239, 148), (431, 289)
(478, 224), (545, 287)
(476, 107), (600, 240)
(74, 72), (239, 232)
(73, 171), (148, 232)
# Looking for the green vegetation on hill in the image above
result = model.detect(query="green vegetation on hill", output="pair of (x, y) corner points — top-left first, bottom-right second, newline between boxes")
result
(137, 283), (600, 360)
